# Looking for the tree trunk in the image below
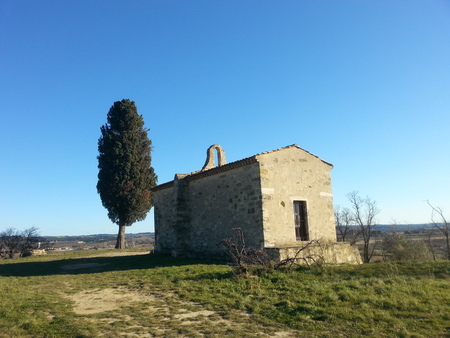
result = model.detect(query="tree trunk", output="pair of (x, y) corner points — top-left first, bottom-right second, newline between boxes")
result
(363, 244), (370, 263)
(445, 233), (450, 260)
(115, 224), (126, 249)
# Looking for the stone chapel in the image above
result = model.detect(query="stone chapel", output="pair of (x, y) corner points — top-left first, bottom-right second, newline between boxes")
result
(151, 144), (361, 264)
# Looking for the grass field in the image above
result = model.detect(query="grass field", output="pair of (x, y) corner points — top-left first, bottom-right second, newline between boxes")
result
(0, 250), (449, 337)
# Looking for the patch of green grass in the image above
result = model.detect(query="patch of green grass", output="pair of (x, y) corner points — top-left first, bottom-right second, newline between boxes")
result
(1, 250), (450, 337)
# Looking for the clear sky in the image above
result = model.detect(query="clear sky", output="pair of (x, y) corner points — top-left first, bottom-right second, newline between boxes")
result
(1, 0), (449, 236)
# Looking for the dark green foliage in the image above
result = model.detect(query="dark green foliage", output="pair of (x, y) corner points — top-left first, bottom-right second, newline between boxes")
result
(97, 100), (157, 246)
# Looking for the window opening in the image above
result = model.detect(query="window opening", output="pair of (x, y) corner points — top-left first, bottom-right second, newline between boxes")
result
(294, 201), (309, 241)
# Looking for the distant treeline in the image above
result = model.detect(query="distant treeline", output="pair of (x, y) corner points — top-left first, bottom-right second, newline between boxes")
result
(44, 232), (155, 243)
(375, 224), (433, 231)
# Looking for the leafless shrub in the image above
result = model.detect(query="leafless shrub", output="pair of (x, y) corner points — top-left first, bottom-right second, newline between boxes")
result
(274, 240), (324, 269)
(0, 227), (43, 259)
(381, 230), (431, 261)
(219, 228), (272, 275)
(428, 201), (450, 260)
(220, 228), (324, 276)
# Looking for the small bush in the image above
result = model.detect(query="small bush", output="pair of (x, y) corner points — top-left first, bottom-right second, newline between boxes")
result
(382, 233), (431, 261)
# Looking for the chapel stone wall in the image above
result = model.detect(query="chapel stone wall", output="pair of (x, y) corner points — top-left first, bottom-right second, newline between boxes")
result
(153, 185), (177, 254)
(187, 162), (264, 256)
(257, 147), (336, 247)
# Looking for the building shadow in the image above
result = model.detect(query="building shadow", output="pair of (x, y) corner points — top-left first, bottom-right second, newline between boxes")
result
(0, 253), (215, 277)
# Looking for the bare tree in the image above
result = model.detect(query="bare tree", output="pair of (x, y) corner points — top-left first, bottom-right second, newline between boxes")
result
(0, 228), (22, 258)
(334, 205), (359, 244)
(21, 227), (41, 254)
(347, 191), (380, 263)
(426, 227), (437, 260)
(0, 227), (41, 258)
(427, 201), (450, 260)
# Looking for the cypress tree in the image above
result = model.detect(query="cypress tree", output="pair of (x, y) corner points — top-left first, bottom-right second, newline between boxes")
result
(97, 99), (157, 249)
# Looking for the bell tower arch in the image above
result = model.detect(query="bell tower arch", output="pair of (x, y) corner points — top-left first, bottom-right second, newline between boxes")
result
(202, 144), (227, 170)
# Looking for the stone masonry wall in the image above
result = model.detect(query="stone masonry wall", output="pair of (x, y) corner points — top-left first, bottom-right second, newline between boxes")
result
(258, 147), (336, 247)
(153, 145), (342, 261)
(187, 162), (264, 256)
(265, 242), (362, 264)
(153, 185), (176, 254)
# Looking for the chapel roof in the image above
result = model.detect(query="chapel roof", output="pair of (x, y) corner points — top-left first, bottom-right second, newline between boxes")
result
(151, 144), (332, 192)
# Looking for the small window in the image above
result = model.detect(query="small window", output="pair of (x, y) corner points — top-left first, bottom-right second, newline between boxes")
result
(293, 201), (309, 241)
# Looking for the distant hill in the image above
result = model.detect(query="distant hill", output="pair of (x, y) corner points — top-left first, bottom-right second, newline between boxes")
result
(376, 223), (433, 231)
(375, 224), (432, 232)
(44, 232), (155, 243)
(43, 225), (437, 241)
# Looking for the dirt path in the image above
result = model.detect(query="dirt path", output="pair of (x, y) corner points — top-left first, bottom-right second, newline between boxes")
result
(60, 250), (298, 336)
(66, 287), (297, 337)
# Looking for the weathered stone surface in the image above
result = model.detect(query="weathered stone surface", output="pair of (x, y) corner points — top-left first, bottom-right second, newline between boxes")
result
(23, 249), (47, 257)
(265, 242), (362, 265)
(202, 144), (227, 170)
(152, 144), (361, 264)
(257, 146), (336, 247)
(154, 162), (263, 257)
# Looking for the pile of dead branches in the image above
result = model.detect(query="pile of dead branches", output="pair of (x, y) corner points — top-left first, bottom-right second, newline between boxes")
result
(219, 228), (324, 275)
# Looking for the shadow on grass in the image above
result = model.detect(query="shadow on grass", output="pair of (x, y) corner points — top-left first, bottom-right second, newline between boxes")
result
(2, 251), (449, 280)
(0, 253), (217, 277)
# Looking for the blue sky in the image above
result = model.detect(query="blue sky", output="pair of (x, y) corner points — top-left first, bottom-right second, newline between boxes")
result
(1, 0), (449, 236)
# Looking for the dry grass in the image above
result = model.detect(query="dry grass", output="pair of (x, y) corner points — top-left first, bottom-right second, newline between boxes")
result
(1, 249), (449, 337)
